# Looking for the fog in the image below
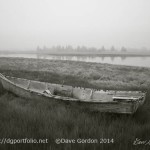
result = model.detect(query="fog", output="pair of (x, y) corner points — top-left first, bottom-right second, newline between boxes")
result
(0, 0), (150, 50)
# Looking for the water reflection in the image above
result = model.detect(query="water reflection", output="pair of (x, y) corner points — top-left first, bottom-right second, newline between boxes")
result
(120, 56), (126, 61)
(0, 53), (150, 68)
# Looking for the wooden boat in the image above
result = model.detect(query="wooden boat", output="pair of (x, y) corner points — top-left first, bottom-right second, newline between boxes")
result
(0, 73), (146, 114)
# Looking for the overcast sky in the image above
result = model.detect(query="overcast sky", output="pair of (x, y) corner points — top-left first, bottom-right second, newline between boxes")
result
(0, 0), (150, 50)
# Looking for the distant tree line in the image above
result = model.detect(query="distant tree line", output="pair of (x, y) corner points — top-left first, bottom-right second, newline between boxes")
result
(37, 45), (127, 54)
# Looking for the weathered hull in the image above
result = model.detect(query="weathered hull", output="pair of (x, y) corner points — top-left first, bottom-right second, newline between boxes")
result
(0, 74), (145, 114)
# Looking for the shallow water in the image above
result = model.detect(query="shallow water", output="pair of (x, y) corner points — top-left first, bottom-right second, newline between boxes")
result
(0, 53), (150, 68)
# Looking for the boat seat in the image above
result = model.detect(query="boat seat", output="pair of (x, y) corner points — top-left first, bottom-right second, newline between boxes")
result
(29, 80), (46, 93)
(73, 88), (92, 100)
(92, 91), (112, 102)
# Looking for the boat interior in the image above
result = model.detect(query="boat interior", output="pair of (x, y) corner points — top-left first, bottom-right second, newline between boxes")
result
(5, 76), (145, 102)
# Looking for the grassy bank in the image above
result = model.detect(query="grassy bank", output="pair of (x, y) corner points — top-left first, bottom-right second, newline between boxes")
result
(0, 57), (150, 150)
(0, 57), (150, 90)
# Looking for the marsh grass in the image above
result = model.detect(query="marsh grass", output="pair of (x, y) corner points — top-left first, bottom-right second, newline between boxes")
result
(0, 90), (150, 150)
(0, 58), (150, 150)
(0, 57), (150, 90)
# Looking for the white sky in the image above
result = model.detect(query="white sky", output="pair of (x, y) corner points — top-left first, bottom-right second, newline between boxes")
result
(0, 0), (150, 50)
